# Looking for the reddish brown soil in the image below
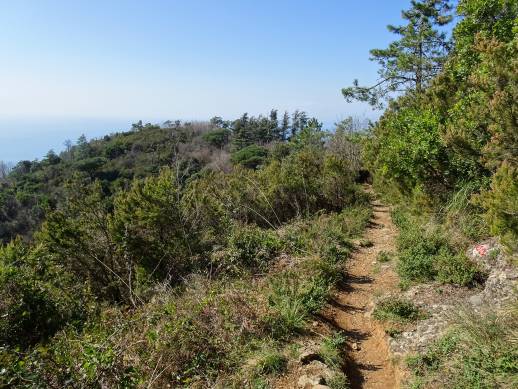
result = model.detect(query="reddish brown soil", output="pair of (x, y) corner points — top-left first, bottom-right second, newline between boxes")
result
(324, 198), (400, 388)
(275, 195), (401, 389)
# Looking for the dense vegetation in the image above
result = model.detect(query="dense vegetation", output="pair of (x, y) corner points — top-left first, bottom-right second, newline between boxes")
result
(359, 0), (518, 251)
(0, 109), (369, 386)
(1, 0), (517, 387)
(343, 0), (517, 387)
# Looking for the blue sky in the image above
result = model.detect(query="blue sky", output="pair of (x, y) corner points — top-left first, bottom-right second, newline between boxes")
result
(0, 0), (412, 162)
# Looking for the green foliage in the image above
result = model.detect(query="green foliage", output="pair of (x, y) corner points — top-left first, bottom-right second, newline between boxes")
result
(37, 179), (129, 302)
(0, 110), (311, 244)
(360, 0), (518, 251)
(184, 146), (367, 232)
(396, 213), (480, 285)
(0, 239), (91, 348)
(373, 298), (422, 323)
(0, 108), (370, 385)
(212, 224), (282, 274)
(74, 156), (108, 173)
(320, 333), (347, 368)
(368, 107), (449, 197)
(0, 279), (264, 387)
(266, 275), (314, 336)
(377, 251), (392, 263)
(343, 0), (453, 106)
(318, 333), (350, 389)
(327, 373), (351, 389)
(110, 169), (197, 283)
(231, 144), (269, 169)
(407, 307), (518, 388)
(478, 163), (518, 251)
(254, 350), (287, 376)
(202, 128), (231, 148)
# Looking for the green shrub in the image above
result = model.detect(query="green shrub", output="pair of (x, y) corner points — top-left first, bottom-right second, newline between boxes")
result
(373, 298), (422, 323)
(110, 168), (198, 282)
(327, 373), (350, 389)
(435, 252), (479, 286)
(0, 279), (265, 388)
(266, 276), (309, 336)
(215, 224), (282, 273)
(478, 163), (518, 252)
(366, 107), (449, 198)
(266, 272), (332, 338)
(231, 145), (269, 169)
(359, 239), (374, 248)
(377, 251), (392, 262)
(254, 350), (287, 376)
(202, 128), (231, 148)
(396, 216), (479, 286)
(0, 239), (91, 348)
(74, 156), (107, 173)
(319, 333), (346, 368)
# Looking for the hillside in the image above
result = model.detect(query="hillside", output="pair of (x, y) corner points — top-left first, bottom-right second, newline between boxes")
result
(0, 111), (316, 244)
(1, 0), (517, 388)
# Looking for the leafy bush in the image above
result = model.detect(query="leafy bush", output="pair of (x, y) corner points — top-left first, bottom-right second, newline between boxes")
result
(0, 278), (265, 388)
(320, 333), (347, 368)
(318, 333), (350, 389)
(202, 128), (231, 148)
(377, 251), (392, 262)
(396, 212), (480, 286)
(213, 224), (282, 273)
(362, 0), (518, 251)
(110, 168), (198, 282)
(0, 239), (91, 348)
(184, 147), (368, 231)
(74, 156), (108, 174)
(327, 373), (351, 389)
(231, 144), (269, 169)
(366, 108), (449, 198)
(478, 163), (518, 251)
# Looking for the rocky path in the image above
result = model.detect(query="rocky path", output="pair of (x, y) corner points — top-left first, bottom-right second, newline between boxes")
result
(324, 197), (400, 388)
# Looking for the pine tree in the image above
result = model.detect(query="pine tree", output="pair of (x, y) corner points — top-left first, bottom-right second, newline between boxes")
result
(232, 113), (252, 150)
(291, 110), (308, 138)
(280, 111), (290, 141)
(268, 109), (280, 141)
(342, 0), (453, 108)
(76, 134), (91, 159)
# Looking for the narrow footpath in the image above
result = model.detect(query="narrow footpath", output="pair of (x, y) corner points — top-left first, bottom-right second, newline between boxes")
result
(324, 195), (400, 388)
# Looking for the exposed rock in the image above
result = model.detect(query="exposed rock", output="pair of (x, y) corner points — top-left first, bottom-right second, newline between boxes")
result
(297, 360), (333, 388)
(298, 375), (324, 388)
(298, 342), (323, 364)
(469, 294), (483, 306)
(389, 239), (517, 356)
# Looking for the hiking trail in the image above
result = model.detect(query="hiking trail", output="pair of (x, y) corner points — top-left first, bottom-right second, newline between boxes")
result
(324, 193), (400, 388)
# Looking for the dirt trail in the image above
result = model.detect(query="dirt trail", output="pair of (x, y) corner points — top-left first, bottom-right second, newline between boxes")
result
(324, 195), (400, 388)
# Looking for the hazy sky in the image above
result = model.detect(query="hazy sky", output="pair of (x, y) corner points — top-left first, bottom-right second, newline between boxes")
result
(0, 0), (411, 162)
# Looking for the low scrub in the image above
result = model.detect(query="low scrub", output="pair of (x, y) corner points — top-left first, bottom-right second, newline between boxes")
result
(0, 202), (371, 387)
(393, 208), (481, 286)
(373, 297), (422, 323)
(407, 306), (518, 388)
